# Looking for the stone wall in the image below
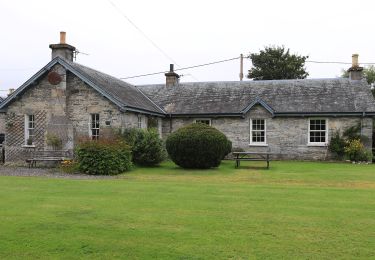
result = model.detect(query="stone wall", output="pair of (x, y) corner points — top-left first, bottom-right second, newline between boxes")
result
(0, 113), (5, 134)
(4, 64), (69, 162)
(66, 71), (125, 140)
(162, 105), (373, 160)
(2, 64), (150, 162)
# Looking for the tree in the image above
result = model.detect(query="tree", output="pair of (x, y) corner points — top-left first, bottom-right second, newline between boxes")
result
(247, 46), (309, 80)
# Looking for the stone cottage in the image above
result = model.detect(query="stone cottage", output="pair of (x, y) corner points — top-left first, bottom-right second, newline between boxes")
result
(0, 32), (374, 162)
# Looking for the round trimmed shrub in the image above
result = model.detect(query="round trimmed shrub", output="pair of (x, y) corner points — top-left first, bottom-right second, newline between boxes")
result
(75, 138), (132, 175)
(166, 123), (232, 169)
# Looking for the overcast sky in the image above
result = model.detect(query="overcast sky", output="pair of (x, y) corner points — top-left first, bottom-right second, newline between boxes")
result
(0, 0), (374, 94)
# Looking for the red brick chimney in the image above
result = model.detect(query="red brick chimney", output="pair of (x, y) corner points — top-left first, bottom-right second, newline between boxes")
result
(347, 54), (363, 80)
(49, 32), (76, 62)
(165, 64), (180, 87)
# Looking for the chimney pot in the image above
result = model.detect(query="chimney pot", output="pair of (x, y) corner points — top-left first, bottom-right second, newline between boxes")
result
(352, 54), (359, 67)
(170, 64), (174, 72)
(60, 31), (66, 44)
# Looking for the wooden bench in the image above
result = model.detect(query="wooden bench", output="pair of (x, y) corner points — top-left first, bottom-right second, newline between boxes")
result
(26, 150), (72, 168)
(232, 151), (272, 169)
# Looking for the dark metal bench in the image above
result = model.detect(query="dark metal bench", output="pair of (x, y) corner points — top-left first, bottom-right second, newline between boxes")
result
(232, 151), (272, 169)
(26, 150), (72, 168)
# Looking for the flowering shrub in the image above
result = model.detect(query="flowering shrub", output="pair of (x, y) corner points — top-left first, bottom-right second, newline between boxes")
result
(61, 159), (74, 167)
(344, 139), (372, 162)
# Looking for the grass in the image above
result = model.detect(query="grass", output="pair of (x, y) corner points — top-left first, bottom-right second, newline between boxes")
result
(1, 161), (375, 259)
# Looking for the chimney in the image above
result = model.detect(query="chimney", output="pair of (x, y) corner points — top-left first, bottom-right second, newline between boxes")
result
(165, 64), (180, 87)
(347, 54), (363, 80)
(49, 31), (76, 62)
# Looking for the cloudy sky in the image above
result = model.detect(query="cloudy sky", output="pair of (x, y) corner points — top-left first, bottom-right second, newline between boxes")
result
(0, 0), (374, 94)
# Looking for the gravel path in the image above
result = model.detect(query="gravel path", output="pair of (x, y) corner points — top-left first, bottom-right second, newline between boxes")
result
(0, 166), (120, 179)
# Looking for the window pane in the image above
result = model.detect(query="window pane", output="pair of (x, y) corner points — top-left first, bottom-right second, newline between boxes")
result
(251, 119), (266, 143)
(309, 119), (327, 143)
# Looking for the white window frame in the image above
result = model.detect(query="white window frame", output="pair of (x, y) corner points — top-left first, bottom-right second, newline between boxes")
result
(307, 118), (328, 146)
(24, 114), (35, 145)
(194, 118), (212, 126)
(250, 118), (267, 146)
(90, 113), (100, 140)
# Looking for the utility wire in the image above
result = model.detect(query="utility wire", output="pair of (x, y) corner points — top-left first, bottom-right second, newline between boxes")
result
(0, 67), (39, 71)
(306, 60), (375, 65)
(107, 1), (183, 65)
(107, 0), (199, 81)
(120, 56), (240, 80)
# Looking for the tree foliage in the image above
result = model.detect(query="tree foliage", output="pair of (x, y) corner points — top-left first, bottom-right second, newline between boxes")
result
(247, 46), (309, 80)
(341, 65), (375, 97)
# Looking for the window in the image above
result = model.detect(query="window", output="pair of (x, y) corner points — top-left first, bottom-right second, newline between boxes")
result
(308, 119), (328, 145)
(194, 119), (211, 126)
(137, 115), (142, 129)
(90, 114), (100, 140)
(250, 119), (266, 145)
(25, 114), (35, 145)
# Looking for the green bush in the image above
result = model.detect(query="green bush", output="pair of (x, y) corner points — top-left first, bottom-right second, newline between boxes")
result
(166, 123), (232, 169)
(46, 133), (62, 150)
(132, 129), (166, 166)
(222, 139), (233, 159)
(121, 128), (166, 166)
(328, 131), (346, 159)
(75, 138), (132, 175)
(121, 128), (140, 147)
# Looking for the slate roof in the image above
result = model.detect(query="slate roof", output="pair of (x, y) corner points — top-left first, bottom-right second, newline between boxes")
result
(63, 60), (164, 114)
(1, 56), (374, 117)
(138, 79), (375, 116)
(0, 57), (164, 115)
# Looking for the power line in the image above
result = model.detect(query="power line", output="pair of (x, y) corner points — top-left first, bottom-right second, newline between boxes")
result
(107, 0), (180, 66)
(306, 60), (375, 65)
(0, 67), (39, 71)
(120, 56), (240, 80)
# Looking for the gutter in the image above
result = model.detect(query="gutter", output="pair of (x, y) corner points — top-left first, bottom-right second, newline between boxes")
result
(274, 112), (375, 117)
(169, 112), (243, 118)
(121, 106), (166, 117)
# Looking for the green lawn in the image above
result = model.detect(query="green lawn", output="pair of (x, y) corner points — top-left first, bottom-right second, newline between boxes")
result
(1, 161), (375, 259)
